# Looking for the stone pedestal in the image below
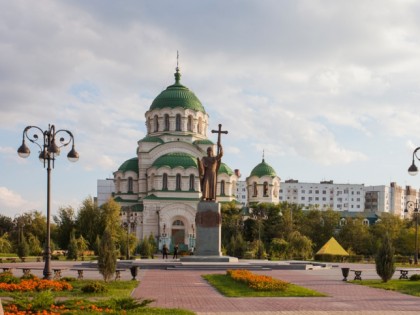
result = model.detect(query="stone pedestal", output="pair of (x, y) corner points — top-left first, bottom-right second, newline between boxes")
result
(181, 201), (238, 263)
(195, 201), (222, 256)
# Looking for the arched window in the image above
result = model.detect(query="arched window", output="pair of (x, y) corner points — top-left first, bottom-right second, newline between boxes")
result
(173, 220), (184, 226)
(128, 177), (133, 193)
(176, 174), (181, 190)
(116, 177), (121, 193)
(189, 174), (195, 191)
(197, 117), (202, 134)
(253, 182), (258, 197)
(220, 180), (225, 196)
(147, 118), (152, 133)
(263, 182), (269, 197)
(164, 114), (170, 131)
(362, 219), (369, 226)
(176, 114), (181, 131)
(162, 173), (168, 190)
(150, 173), (155, 191)
(187, 115), (193, 132)
(340, 218), (347, 226)
(154, 115), (159, 132)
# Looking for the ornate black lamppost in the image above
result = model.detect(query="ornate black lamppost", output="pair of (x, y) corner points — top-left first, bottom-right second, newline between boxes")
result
(17, 124), (79, 279)
(407, 146), (420, 264)
(404, 200), (419, 265)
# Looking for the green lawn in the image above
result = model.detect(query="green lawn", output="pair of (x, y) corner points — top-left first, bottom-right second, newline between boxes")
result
(351, 279), (420, 297)
(202, 274), (326, 297)
(0, 279), (195, 315)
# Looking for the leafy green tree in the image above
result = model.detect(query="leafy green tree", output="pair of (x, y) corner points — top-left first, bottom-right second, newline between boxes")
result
(337, 216), (372, 255)
(0, 233), (12, 253)
(0, 215), (13, 235)
(221, 201), (243, 247)
(370, 213), (404, 247)
(27, 233), (43, 256)
(269, 238), (288, 260)
(300, 207), (340, 251)
(67, 231), (78, 260)
(99, 198), (123, 239)
(287, 230), (313, 260)
(375, 233), (396, 282)
(98, 229), (117, 282)
(53, 206), (76, 250)
(17, 232), (29, 259)
(76, 197), (102, 251)
(226, 233), (247, 258)
(148, 233), (156, 255)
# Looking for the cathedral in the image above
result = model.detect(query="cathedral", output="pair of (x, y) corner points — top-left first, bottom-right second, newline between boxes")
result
(109, 65), (280, 251)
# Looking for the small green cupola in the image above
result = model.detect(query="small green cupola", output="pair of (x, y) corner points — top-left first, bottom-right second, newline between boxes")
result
(249, 158), (277, 178)
(149, 67), (206, 113)
(118, 157), (139, 173)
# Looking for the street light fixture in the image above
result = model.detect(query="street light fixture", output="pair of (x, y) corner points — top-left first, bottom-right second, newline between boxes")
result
(404, 200), (419, 265)
(408, 147), (420, 176)
(17, 124), (79, 279)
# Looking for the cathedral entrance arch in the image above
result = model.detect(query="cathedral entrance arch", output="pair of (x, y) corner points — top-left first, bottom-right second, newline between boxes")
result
(171, 219), (185, 245)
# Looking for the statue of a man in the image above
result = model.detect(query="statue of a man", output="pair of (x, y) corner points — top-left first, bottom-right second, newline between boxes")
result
(197, 144), (223, 201)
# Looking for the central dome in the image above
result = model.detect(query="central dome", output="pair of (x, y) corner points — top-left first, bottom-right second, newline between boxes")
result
(149, 69), (206, 113)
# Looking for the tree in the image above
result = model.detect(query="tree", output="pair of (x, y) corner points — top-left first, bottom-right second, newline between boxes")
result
(287, 230), (313, 260)
(0, 215), (13, 235)
(98, 229), (117, 282)
(300, 207), (340, 251)
(53, 206), (76, 250)
(17, 232), (29, 259)
(0, 233), (12, 253)
(76, 197), (102, 251)
(221, 201), (243, 247)
(67, 231), (78, 260)
(375, 233), (396, 282)
(337, 216), (372, 255)
(27, 233), (43, 256)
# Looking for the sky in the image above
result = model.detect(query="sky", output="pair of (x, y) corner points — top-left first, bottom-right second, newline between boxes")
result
(2, 0), (420, 218)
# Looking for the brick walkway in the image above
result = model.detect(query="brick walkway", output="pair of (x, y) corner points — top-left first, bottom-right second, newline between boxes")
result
(131, 265), (420, 315)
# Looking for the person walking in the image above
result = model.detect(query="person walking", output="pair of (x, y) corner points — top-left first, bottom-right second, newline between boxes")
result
(173, 244), (179, 259)
(162, 243), (168, 259)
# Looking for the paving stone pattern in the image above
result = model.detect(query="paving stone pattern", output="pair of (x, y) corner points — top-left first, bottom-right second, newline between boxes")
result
(131, 266), (420, 315)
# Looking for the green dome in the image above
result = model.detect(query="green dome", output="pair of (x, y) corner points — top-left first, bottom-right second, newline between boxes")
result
(152, 152), (198, 169)
(118, 158), (139, 173)
(250, 159), (277, 178)
(149, 69), (206, 113)
(140, 136), (164, 144)
(218, 163), (234, 176)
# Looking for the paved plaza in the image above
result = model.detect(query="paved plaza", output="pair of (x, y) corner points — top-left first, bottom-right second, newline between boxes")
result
(1, 261), (420, 314)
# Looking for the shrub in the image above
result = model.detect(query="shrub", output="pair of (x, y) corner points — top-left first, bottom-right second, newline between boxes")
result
(98, 228), (117, 282)
(375, 233), (395, 283)
(409, 274), (420, 281)
(0, 271), (18, 284)
(81, 281), (108, 293)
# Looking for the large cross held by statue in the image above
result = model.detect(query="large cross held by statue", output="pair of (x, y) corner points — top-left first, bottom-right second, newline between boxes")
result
(211, 124), (228, 155)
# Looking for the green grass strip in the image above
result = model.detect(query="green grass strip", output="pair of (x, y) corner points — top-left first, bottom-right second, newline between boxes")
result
(203, 274), (326, 297)
(351, 279), (420, 297)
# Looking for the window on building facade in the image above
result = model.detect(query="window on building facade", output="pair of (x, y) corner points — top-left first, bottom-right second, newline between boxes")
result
(340, 218), (347, 226)
(189, 174), (194, 191)
(176, 174), (182, 190)
(322, 190), (326, 194)
(164, 114), (170, 131)
(197, 117), (202, 134)
(309, 197), (313, 201)
(263, 182), (268, 197)
(128, 177), (133, 193)
(162, 173), (168, 190)
(176, 114), (181, 131)
(187, 115), (193, 131)
(253, 182), (258, 197)
(301, 197), (305, 200)
(315, 197), (319, 201)
(362, 219), (369, 226)
(221, 180), (225, 195)
(315, 190), (319, 194)
(154, 115), (159, 132)
(309, 190), (312, 193)
(302, 190), (305, 193)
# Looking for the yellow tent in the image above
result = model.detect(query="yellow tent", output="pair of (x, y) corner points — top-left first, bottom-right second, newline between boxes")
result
(316, 237), (349, 256)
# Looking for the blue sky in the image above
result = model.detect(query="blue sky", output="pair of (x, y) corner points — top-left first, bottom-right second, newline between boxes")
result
(2, 0), (420, 218)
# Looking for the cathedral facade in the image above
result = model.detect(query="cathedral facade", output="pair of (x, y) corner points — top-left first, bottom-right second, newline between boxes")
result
(112, 67), (238, 251)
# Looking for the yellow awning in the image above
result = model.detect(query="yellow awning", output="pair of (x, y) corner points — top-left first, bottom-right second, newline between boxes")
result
(316, 237), (349, 256)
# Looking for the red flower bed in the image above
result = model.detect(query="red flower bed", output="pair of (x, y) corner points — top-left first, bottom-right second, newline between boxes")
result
(227, 269), (289, 291)
(0, 278), (72, 292)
